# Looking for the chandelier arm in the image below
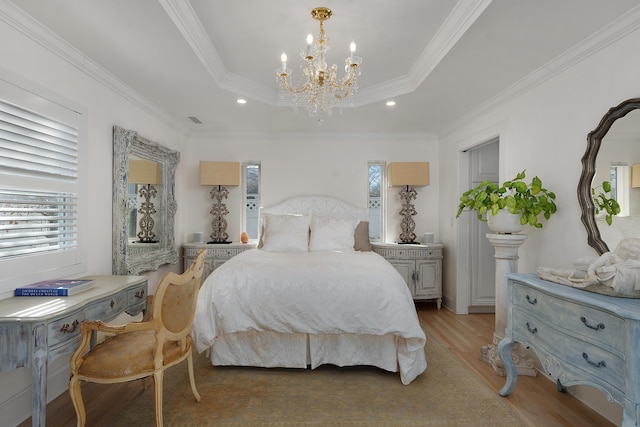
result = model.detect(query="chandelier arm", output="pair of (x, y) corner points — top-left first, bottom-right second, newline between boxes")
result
(280, 76), (313, 95)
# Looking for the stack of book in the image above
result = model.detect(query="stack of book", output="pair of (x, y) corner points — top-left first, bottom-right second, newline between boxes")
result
(15, 279), (94, 296)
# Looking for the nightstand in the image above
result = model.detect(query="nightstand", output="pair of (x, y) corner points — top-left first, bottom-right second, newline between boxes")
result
(371, 242), (443, 309)
(183, 242), (256, 280)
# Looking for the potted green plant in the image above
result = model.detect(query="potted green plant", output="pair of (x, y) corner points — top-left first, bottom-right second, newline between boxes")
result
(456, 170), (557, 230)
(591, 181), (620, 225)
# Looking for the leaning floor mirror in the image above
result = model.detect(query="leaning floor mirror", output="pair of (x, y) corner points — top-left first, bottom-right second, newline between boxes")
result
(112, 125), (180, 275)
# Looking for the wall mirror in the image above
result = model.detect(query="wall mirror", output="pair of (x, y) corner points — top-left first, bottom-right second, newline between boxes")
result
(578, 98), (640, 255)
(113, 125), (180, 274)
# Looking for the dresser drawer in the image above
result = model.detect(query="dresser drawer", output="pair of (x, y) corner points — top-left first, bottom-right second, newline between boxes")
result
(513, 308), (625, 391)
(84, 292), (128, 322)
(126, 283), (147, 306)
(512, 282), (624, 353)
(48, 310), (86, 346)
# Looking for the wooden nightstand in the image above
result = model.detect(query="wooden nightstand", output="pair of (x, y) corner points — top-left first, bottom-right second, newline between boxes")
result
(371, 242), (443, 309)
(183, 242), (256, 280)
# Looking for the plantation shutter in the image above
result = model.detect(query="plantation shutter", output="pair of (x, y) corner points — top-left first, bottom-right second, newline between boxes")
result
(0, 98), (79, 259)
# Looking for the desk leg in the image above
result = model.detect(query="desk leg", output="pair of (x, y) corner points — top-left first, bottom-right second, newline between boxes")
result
(32, 323), (47, 427)
(497, 336), (517, 397)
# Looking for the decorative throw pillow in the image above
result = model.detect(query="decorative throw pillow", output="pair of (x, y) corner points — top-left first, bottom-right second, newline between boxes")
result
(309, 215), (359, 252)
(260, 214), (310, 252)
(354, 221), (372, 251)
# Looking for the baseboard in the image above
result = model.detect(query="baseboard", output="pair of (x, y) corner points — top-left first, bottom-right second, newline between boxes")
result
(468, 305), (495, 314)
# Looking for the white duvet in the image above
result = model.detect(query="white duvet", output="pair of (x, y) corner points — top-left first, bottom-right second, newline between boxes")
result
(192, 249), (427, 384)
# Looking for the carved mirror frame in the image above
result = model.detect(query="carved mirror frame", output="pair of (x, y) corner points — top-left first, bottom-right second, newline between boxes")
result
(578, 98), (640, 255)
(112, 125), (180, 274)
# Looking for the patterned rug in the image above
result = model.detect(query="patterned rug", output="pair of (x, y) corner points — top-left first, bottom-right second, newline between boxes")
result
(110, 330), (523, 426)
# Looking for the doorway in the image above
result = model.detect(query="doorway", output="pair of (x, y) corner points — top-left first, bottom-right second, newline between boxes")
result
(467, 139), (499, 312)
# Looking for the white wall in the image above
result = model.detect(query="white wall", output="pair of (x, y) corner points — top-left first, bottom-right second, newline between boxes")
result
(439, 24), (640, 426)
(185, 134), (439, 245)
(0, 17), (188, 426)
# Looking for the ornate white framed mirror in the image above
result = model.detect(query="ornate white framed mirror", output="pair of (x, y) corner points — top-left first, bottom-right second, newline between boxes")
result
(112, 125), (180, 274)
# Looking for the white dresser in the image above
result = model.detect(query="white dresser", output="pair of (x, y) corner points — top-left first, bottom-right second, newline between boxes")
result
(183, 242), (256, 280)
(498, 273), (640, 426)
(371, 242), (443, 308)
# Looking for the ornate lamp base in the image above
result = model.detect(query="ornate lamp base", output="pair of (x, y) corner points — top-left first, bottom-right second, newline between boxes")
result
(136, 184), (158, 243)
(398, 186), (418, 244)
(208, 186), (231, 244)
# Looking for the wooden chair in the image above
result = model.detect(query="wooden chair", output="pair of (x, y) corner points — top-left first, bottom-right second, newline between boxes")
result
(69, 248), (207, 426)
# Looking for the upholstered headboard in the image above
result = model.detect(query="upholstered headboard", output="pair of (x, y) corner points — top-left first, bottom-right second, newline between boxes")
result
(260, 196), (368, 221)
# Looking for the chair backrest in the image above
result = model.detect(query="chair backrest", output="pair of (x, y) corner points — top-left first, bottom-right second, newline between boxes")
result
(152, 247), (206, 341)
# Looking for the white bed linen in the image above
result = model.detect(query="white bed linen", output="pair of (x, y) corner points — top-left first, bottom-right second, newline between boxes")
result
(192, 249), (427, 384)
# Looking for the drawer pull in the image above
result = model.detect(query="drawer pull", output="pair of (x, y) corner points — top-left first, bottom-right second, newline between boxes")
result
(110, 300), (115, 308)
(582, 352), (606, 368)
(526, 322), (538, 334)
(580, 317), (605, 330)
(60, 319), (79, 333)
(135, 289), (145, 299)
(526, 295), (537, 305)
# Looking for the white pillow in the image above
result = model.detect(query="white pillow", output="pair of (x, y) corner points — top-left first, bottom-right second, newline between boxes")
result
(261, 214), (310, 252)
(309, 215), (359, 252)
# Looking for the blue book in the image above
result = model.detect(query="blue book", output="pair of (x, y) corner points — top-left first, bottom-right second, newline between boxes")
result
(15, 279), (94, 296)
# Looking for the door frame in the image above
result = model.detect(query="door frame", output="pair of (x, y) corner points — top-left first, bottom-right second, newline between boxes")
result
(455, 136), (501, 314)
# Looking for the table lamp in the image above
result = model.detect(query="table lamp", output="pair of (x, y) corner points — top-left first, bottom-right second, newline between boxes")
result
(200, 161), (240, 243)
(128, 159), (162, 243)
(388, 162), (430, 244)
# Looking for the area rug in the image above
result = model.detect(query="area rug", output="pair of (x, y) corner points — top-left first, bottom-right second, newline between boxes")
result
(110, 330), (523, 426)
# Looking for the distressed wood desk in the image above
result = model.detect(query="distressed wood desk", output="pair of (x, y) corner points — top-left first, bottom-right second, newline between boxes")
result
(0, 275), (147, 427)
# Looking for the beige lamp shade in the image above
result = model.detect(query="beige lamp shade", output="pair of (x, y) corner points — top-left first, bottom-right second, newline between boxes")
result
(128, 159), (162, 185)
(632, 164), (640, 188)
(200, 161), (240, 186)
(388, 162), (430, 187)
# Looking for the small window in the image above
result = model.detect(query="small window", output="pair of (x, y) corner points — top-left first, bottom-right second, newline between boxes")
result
(368, 161), (385, 241)
(242, 162), (261, 239)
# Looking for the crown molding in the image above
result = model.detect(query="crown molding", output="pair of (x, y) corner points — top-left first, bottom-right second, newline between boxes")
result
(187, 128), (436, 142)
(159, 0), (226, 83)
(439, 4), (640, 138)
(0, 0), (189, 135)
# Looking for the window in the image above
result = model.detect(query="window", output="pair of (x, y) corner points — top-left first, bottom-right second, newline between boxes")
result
(0, 77), (86, 294)
(242, 162), (261, 239)
(368, 161), (386, 241)
(610, 163), (630, 216)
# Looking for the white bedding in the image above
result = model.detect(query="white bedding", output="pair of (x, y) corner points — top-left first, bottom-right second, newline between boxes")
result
(192, 249), (427, 384)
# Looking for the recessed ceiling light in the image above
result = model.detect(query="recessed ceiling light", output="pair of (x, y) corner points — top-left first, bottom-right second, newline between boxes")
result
(386, 101), (396, 107)
(237, 98), (247, 104)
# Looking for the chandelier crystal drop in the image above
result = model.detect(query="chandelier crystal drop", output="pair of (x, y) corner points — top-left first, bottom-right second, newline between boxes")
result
(276, 7), (362, 121)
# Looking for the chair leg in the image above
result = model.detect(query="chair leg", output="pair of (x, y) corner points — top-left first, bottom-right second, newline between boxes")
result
(153, 370), (164, 427)
(187, 350), (201, 402)
(69, 376), (86, 427)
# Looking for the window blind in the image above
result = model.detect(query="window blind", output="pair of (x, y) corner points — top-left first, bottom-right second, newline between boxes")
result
(0, 98), (79, 259)
(0, 99), (78, 180)
(0, 189), (78, 257)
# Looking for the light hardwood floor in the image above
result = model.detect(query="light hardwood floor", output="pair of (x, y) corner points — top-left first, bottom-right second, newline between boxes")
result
(20, 303), (616, 427)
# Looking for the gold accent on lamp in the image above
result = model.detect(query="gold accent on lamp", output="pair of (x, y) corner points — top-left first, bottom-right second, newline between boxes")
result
(128, 159), (162, 243)
(200, 161), (240, 244)
(276, 7), (362, 121)
(632, 164), (640, 188)
(388, 162), (430, 244)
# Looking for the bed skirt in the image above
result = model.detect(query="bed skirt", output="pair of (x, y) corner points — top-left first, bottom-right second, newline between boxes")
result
(205, 330), (426, 385)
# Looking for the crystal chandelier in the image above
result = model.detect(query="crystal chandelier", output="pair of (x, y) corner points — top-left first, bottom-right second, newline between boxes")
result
(276, 7), (362, 120)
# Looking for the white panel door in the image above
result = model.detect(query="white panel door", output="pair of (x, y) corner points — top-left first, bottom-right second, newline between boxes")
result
(469, 140), (499, 310)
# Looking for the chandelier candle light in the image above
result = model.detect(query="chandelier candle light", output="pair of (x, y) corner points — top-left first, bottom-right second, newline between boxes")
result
(277, 7), (362, 120)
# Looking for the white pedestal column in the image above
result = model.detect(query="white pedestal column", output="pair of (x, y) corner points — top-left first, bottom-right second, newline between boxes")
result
(480, 233), (537, 376)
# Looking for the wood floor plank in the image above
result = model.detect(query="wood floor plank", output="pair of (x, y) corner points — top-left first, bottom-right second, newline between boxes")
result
(19, 306), (615, 427)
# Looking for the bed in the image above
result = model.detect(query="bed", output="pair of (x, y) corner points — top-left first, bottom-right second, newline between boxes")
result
(192, 196), (427, 384)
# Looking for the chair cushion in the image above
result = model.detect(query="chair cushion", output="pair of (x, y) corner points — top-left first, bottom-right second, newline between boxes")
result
(77, 330), (191, 379)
